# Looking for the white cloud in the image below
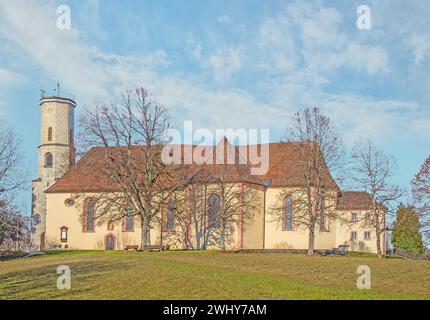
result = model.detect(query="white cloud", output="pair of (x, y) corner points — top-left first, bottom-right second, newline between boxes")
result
(0, 69), (28, 116)
(406, 33), (430, 65)
(206, 47), (242, 80)
(0, 69), (27, 88)
(0, 0), (429, 149)
(319, 94), (420, 144)
(187, 38), (203, 61)
(257, 2), (388, 77)
(0, 1), (279, 133)
(0, 0), (108, 102)
(344, 42), (388, 74)
(217, 15), (232, 24)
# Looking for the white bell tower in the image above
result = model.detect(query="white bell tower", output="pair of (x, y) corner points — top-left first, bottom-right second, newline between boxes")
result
(31, 93), (76, 250)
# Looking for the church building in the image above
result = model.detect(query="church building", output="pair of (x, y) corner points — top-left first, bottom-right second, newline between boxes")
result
(31, 95), (385, 254)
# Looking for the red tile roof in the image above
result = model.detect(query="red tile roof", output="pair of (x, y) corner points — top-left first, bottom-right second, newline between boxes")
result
(336, 191), (374, 210)
(245, 142), (339, 190)
(46, 141), (339, 193)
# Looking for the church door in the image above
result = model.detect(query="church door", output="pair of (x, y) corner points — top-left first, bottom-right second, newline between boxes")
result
(105, 234), (115, 250)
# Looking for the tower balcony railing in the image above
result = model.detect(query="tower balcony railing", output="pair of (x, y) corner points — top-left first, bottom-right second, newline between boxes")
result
(40, 90), (76, 103)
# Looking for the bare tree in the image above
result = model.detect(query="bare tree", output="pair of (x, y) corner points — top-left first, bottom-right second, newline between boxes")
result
(0, 207), (31, 252)
(79, 87), (185, 248)
(412, 155), (430, 244)
(189, 183), (209, 250)
(168, 167), (259, 251)
(0, 125), (25, 196)
(0, 200), (13, 249)
(160, 185), (193, 249)
(206, 168), (259, 251)
(269, 108), (344, 256)
(0, 124), (27, 251)
(351, 139), (403, 258)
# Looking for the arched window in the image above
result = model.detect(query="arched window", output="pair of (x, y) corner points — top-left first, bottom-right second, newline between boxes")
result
(44, 152), (53, 168)
(60, 226), (68, 242)
(124, 203), (134, 232)
(84, 198), (96, 232)
(283, 196), (293, 230)
(208, 193), (221, 227)
(48, 127), (53, 141)
(319, 200), (328, 231)
(320, 210), (326, 231)
(167, 199), (175, 232)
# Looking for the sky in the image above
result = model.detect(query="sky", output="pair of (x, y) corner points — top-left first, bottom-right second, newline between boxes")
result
(0, 0), (429, 213)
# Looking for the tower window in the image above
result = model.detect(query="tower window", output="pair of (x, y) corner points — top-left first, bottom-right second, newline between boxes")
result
(44, 152), (53, 168)
(48, 127), (53, 142)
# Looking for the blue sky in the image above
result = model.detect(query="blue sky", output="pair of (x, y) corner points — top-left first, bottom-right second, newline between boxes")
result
(0, 0), (429, 211)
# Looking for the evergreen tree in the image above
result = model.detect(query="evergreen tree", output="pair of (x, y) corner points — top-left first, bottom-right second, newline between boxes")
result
(392, 204), (425, 254)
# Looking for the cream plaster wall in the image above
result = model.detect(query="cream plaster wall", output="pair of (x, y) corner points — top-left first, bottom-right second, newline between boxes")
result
(241, 186), (265, 249)
(264, 187), (338, 250)
(45, 183), (266, 251)
(44, 187), (383, 254)
(45, 193), (161, 250)
(335, 210), (385, 254)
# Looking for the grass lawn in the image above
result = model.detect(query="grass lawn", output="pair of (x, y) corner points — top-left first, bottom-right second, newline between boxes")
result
(0, 250), (429, 300)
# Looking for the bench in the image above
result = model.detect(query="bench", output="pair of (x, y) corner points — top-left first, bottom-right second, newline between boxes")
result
(124, 245), (139, 251)
(143, 244), (170, 252)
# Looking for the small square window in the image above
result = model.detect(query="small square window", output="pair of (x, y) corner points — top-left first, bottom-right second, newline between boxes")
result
(364, 231), (371, 240)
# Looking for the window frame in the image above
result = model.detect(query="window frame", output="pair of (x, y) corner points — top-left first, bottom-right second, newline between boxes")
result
(364, 231), (371, 241)
(207, 193), (221, 228)
(166, 199), (176, 233)
(319, 200), (329, 232)
(44, 152), (53, 168)
(282, 195), (294, 231)
(351, 231), (358, 241)
(351, 212), (358, 222)
(48, 127), (53, 142)
(83, 198), (96, 233)
(60, 226), (68, 242)
(123, 204), (134, 232)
